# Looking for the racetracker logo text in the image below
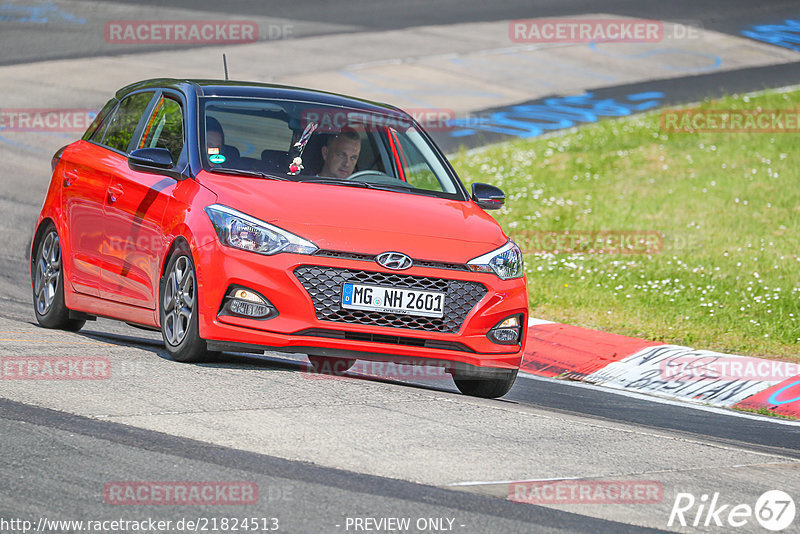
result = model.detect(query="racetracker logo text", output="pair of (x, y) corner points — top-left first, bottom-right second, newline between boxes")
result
(509, 18), (663, 43)
(509, 480), (663, 504)
(0, 109), (97, 132)
(515, 230), (663, 255)
(660, 109), (800, 133)
(303, 360), (451, 381)
(1, 357), (110, 380)
(104, 20), (259, 44)
(300, 108), (456, 132)
(104, 481), (259, 505)
(660, 357), (800, 382)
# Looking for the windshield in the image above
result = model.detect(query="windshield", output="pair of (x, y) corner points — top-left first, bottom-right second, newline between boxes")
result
(199, 98), (466, 199)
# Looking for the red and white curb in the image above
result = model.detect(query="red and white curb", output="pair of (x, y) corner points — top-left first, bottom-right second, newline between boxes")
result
(522, 318), (800, 418)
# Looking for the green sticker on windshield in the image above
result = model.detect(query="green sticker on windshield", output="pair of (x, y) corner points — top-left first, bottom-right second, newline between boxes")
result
(209, 154), (226, 164)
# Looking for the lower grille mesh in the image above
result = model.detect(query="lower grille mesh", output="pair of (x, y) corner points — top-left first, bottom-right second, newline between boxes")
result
(294, 266), (487, 333)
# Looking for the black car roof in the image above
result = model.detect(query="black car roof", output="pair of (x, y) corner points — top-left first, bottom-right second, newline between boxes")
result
(115, 78), (406, 116)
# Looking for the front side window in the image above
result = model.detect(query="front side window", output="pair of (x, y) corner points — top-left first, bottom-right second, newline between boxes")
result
(100, 91), (154, 153)
(199, 98), (465, 200)
(139, 96), (184, 164)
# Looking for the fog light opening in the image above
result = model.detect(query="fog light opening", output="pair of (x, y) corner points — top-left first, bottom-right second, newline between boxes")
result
(220, 286), (277, 320)
(488, 314), (522, 345)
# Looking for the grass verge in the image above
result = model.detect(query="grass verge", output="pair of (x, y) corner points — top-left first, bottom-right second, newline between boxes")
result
(450, 88), (800, 361)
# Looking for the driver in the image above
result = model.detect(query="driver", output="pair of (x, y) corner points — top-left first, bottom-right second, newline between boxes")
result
(206, 116), (240, 165)
(318, 128), (361, 179)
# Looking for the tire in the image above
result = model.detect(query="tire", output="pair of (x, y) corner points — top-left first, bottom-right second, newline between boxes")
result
(307, 355), (356, 376)
(453, 369), (518, 399)
(32, 225), (85, 332)
(159, 248), (216, 363)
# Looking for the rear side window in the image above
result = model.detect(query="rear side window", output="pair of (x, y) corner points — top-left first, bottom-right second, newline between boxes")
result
(83, 98), (117, 142)
(139, 97), (184, 164)
(100, 91), (154, 153)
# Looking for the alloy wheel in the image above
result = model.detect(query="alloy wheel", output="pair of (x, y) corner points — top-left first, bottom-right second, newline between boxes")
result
(162, 255), (196, 346)
(34, 231), (61, 316)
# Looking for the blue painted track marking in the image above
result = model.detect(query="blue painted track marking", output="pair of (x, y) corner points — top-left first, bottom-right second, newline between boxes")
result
(588, 42), (722, 72)
(767, 379), (800, 406)
(0, 2), (86, 23)
(449, 91), (665, 138)
(742, 19), (800, 52)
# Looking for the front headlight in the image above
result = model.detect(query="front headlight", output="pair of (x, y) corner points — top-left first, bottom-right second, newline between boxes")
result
(467, 241), (524, 280)
(204, 204), (318, 255)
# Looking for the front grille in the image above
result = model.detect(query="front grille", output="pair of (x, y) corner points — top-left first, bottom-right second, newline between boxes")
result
(294, 266), (487, 333)
(313, 249), (470, 272)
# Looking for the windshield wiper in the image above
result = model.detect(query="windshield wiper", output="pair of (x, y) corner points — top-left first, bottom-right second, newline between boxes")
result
(364, 183), (415, 192)
(208, 167), (290, 181)
(298, 177), (419, 192)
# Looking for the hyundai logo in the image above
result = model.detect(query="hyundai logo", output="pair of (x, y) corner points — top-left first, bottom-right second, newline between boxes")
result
(376, 252), (413, 270)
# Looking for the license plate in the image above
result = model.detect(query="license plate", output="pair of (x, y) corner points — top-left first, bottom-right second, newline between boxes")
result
(341, 283), (445, 318)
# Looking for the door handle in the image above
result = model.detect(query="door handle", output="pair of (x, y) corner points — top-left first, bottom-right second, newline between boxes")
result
(108, 184), (124, 204)
(63, 170), (79, 187)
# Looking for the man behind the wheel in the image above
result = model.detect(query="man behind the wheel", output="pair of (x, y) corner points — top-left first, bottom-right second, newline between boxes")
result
(319, 128), (361, 179)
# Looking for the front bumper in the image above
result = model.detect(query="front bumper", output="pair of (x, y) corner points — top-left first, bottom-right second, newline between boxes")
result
(194, 240), (528, 371)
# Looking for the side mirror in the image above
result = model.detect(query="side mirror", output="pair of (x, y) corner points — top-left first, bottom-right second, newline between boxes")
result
(129, 147), (174, 171)
(471, 183), (505, 210)
(128, 148), (187, 180)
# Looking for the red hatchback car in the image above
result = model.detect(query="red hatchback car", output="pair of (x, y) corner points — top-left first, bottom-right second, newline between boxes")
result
(31, 79), (528, 398)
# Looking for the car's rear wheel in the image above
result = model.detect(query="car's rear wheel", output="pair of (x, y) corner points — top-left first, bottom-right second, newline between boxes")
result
(32, 225), (85, 332)
(452, 369), (518, 399)
(307, 355), (356, 375)
(160, 249), (216, 363)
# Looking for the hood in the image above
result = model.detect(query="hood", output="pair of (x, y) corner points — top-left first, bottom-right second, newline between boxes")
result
(197, 172), (508, 263)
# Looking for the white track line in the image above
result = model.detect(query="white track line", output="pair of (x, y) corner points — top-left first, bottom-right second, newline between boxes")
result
(517, 371), (800, 427)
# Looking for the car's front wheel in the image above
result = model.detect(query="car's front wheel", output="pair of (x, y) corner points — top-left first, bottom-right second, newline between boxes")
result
(32, 224), (85, 332)
(160, 249), (217, 363)
(452, 369), (518, 399)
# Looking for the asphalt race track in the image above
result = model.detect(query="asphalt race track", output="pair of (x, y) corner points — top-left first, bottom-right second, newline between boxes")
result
(1, 1), (800, 532)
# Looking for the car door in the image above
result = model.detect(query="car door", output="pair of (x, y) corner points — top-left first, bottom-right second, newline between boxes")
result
(60, 92), (154, 296)
(100, 93), (185, 309)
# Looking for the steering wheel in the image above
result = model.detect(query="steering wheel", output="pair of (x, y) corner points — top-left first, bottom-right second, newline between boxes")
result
(345, 169), (394, 181)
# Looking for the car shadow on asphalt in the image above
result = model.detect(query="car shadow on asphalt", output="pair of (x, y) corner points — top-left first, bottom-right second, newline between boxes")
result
(45, 323), (462, 396)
